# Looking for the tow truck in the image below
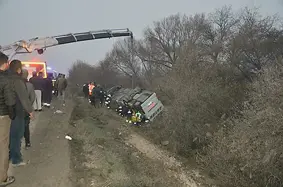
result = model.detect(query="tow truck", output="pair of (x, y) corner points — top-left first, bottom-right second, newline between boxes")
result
(0, 28), (133, 60)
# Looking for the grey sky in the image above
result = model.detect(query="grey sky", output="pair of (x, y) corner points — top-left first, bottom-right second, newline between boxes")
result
(0, 0), (282, 74)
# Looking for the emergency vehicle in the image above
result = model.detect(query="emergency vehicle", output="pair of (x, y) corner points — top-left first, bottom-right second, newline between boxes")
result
(22, 61), (47, 80)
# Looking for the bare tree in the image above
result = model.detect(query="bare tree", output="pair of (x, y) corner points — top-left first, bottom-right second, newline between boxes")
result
(228, 7), (280, 78)
(142, 14), (188, 68)
(201, 5), (239, 63)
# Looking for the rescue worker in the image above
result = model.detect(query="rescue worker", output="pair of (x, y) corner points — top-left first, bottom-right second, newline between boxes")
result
(82, 83), (89, 98)
(92, 84), (104, 107)
(95, 84), (104, 107)
(119, 100), (129, 116)
(130, 110), (138, 125)
(53, 75), (59, 97)
(22, 69), (35, 148)
(104, 94), (112, 108)
(88, 82), (95, 96)
(126, 108), (133, 123)
(88, 82), (95, 105)
(134, 110), (142, 126)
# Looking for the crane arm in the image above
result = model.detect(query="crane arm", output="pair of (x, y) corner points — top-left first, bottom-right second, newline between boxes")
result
(0, 28), (133, 60)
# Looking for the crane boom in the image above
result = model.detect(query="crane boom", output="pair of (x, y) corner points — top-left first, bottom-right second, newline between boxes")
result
(0, 28), (133, 60)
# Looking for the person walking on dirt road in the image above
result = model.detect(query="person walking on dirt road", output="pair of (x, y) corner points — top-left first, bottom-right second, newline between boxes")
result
(0, 52), (16, 186)
(9, 60), (34, 167)
(22, 69), (35, 149)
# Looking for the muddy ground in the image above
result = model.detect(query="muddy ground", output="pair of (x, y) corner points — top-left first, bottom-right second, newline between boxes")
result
(68, 98), (208, 187)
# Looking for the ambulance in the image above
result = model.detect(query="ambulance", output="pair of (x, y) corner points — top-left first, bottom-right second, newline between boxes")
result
(21, 61), (47, 80)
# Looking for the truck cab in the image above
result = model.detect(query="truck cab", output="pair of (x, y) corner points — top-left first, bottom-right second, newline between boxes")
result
(129, 91), (164, 122)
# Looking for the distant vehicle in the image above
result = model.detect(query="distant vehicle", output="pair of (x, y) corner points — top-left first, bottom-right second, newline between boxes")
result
(105, 86), (164, 122)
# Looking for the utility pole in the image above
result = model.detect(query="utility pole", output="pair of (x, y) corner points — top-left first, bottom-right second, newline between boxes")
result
(130, 36), (135, 89)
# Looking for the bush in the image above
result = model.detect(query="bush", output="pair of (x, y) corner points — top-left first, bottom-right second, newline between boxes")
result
(200, 65), (283, 187)
(144, 50), (248, 156)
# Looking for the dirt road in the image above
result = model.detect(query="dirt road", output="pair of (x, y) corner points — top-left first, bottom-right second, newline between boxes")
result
(9, 100), (73, 187)
(7, 98), (207, 187)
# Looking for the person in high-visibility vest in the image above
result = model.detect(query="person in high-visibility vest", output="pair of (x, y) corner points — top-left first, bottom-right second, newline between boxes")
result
(132, 110), (142, 125)
(88, 82), (95, 96)
(88, 82), (96, 105)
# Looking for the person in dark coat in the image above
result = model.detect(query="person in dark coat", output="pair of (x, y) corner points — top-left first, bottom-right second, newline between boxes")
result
(9, 60), (33, 167)
(42, 74), (53, 107)
(92, 84), (104, 107)
(29, 72), (45, 111)
(22, 69), (35, 148)
(83, 83), (89, 98)
(0, 52), (16, 186)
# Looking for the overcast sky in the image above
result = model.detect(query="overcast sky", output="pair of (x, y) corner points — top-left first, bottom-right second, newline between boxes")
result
(0, 0), (282, 74)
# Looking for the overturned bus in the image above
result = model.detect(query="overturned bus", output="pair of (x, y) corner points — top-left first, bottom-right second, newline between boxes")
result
(105, 86), (164, 122)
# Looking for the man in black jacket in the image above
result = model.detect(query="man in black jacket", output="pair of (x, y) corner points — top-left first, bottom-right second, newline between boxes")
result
(83, 83), (89, 99)
(9, 60), (33, 167)
(29, 71), (45, 111)
(92, 84), (104, 107)
(0, 52), (16, 186)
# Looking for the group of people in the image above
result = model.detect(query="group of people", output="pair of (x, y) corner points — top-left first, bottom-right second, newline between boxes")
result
(0, 52), (68, 186)
(83, 82), (105, 107)
(0, 53), (33, 186)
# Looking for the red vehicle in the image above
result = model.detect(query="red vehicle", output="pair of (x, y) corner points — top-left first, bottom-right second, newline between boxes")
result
(21, 61), (47, 80)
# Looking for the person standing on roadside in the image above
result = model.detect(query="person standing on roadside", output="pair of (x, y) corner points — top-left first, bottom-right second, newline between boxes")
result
(57, 74), (68, 105)
(42, 73), (53, 107)
(29, 72), (44, 111)
(83, 83), (89, 99)
(9, 60), (33, 167)
(0, 52), (16, 186)
(22, 69), (35, 149)
(94, 84), (104, 107)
